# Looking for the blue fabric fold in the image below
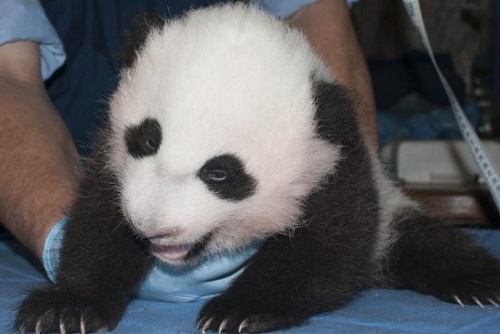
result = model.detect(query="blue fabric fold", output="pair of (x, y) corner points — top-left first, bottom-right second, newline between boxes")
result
(3, 228), (500, 333)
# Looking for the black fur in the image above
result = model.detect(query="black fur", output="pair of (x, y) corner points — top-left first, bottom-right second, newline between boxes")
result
(120, 13), (166, 68)
(125, 118), (163, 159)
(198, 154), (257, 201)
(386, 212), (500, 304)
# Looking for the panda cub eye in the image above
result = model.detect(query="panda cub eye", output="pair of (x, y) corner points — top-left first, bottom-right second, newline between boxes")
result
(205, 168), (228, 182)
(198, 154), (257, 201)
(125, 118), (162, 159)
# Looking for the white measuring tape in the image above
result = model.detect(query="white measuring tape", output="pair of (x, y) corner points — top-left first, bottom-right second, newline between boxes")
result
(401, 0), (500, 214)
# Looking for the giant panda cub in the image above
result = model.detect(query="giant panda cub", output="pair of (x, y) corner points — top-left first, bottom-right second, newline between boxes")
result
(16, 3), (500, 333)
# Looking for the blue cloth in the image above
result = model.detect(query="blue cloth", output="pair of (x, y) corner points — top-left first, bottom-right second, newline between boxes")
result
(2, 228), (500, 333)
(0, 0), (65, 80)
(254, 0), (319, 18)
(43, 216), (259, 302)
(136, 244), (258, 302)
(254, 0), (358, 18)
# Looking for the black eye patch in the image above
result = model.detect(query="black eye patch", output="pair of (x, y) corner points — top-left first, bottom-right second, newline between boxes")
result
(198, 154), (257, 201)
(125, 118), (162, 159)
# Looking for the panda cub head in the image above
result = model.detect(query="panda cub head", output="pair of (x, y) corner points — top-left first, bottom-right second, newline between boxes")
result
(106, 4), (341, 265)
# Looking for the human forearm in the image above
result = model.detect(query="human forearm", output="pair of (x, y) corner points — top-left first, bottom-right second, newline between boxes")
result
(286, 0), (378, 147)
(0, 41), (81, 260)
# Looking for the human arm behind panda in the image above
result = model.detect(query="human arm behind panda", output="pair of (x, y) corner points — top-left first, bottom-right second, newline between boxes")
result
(1, 41), (130, 331)
(286, 0), (378, 148)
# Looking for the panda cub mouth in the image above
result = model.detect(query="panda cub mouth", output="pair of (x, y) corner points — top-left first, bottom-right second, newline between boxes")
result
(149, 234), (211, 264)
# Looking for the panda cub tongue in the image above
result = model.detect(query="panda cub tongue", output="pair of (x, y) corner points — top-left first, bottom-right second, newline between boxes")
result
(152, 243), (194, 261)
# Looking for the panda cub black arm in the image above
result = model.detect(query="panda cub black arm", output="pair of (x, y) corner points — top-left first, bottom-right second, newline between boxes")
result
(15, 145), (154, 333)
(198, 219), (376, 333)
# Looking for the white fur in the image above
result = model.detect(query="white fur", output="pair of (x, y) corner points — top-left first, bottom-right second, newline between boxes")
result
(369, 145), (418, 265)
(106, 4), (341, 260)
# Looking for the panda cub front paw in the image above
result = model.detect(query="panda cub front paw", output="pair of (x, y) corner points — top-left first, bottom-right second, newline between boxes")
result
(197, 293), (305, 333)
(16, 287), (114, 334)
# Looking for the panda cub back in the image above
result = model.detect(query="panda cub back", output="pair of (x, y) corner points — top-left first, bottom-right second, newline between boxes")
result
(107, 3), (343, 263)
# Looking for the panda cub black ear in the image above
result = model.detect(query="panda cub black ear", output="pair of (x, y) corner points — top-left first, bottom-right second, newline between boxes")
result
(198, 154), (257, 201)
(125, 118), (162, 159)
(120, 12), (166, 68)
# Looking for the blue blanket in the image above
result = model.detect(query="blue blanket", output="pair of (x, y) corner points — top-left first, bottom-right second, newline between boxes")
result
(1, 229), (500, 333)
